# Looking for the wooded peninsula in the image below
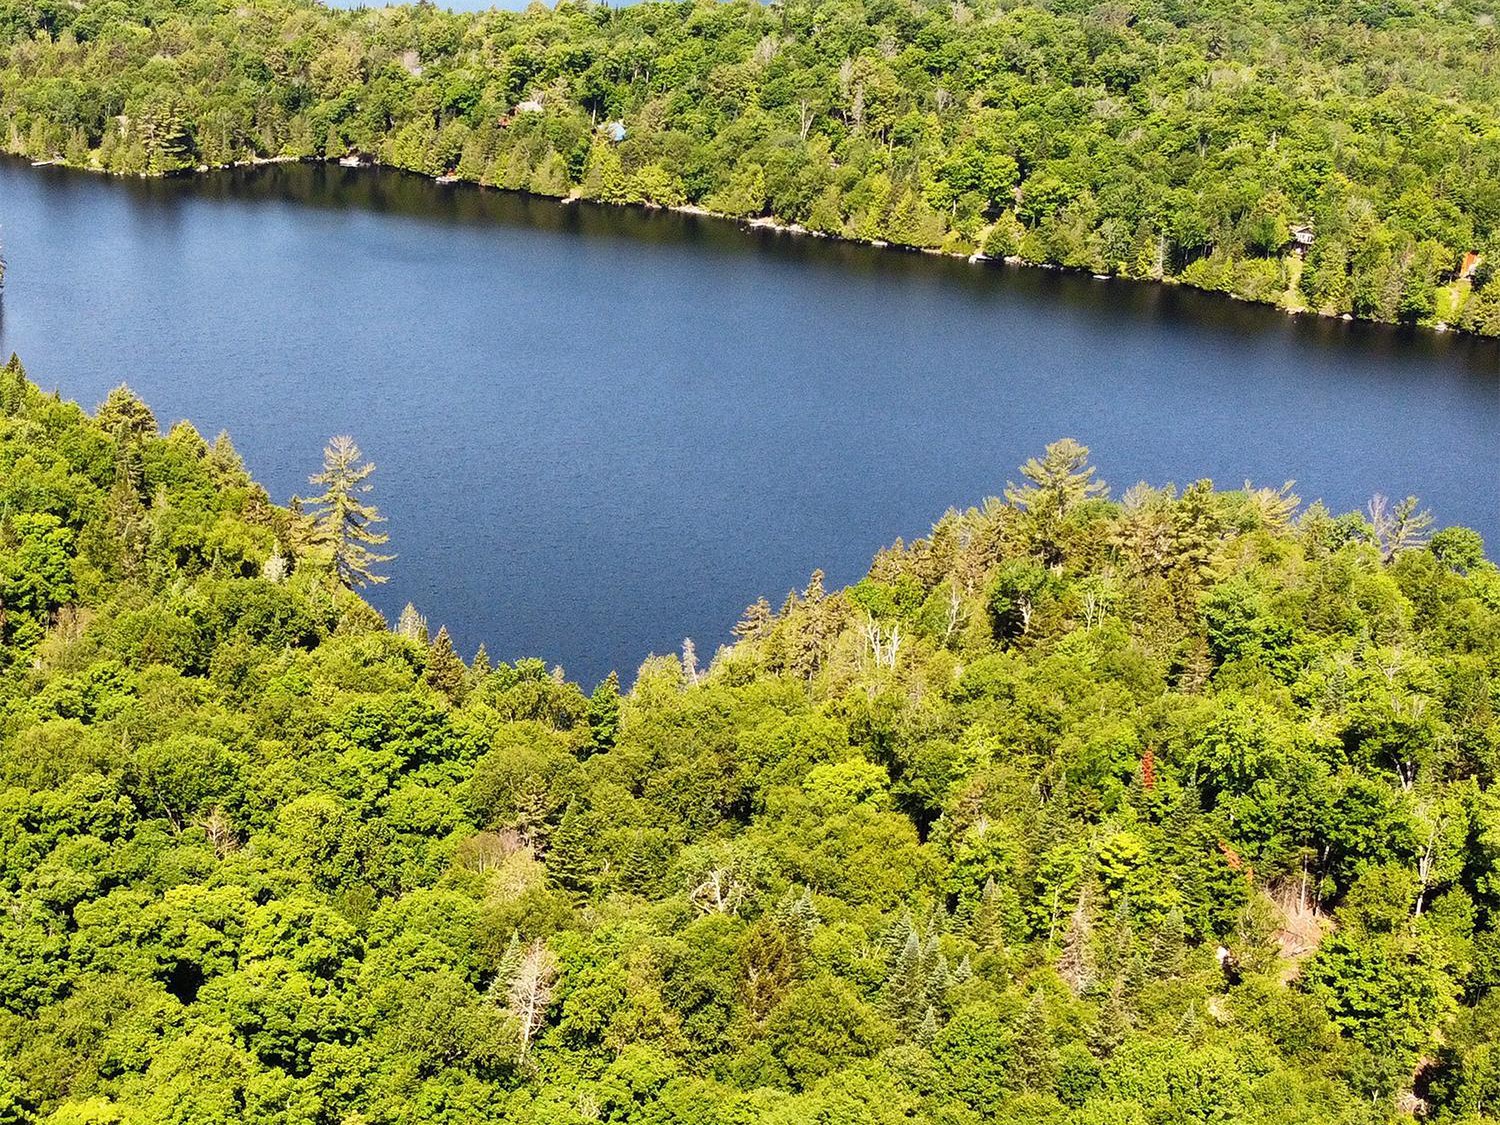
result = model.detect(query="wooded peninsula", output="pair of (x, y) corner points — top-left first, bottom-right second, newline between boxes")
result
(3, 361), (1500, 1122)
(1, 0), (1498, 334)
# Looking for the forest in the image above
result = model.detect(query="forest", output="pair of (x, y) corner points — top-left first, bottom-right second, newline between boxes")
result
(1, 0), (1500, 335)
(2, 359), (1500, 1123)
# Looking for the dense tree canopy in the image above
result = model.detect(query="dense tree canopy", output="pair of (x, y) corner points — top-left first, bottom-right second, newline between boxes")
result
(3, 359), (1500, 1122)
(2, 0), (1500, 333)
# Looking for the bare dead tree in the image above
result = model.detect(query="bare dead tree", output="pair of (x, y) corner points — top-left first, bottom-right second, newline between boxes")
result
(862, 616), (901, 670)
(499, 941), (558, 1061)
(690, 865), (748, 916)
(1369, 493), (1433, 563)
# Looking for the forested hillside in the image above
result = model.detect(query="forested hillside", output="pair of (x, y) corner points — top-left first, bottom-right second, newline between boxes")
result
(2, 359), (1500, 1123)
(2, 0), (1499, 334)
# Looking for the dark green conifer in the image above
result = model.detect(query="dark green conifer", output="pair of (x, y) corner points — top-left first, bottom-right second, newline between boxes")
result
(0, 354), (25, 416)
(585, 671), (621, 755)
(425, 626), (467, 701)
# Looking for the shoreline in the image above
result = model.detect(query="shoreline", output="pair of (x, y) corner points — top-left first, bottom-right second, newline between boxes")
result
(12, 152), (1492, 345)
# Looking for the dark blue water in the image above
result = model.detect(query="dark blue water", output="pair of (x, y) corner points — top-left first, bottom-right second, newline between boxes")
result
(2, 160), (1497, 685)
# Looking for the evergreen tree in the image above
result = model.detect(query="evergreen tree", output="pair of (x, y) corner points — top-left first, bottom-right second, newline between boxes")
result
(469, 643), (493, 689)
(396, 602), (428, 644)
(915, 1005), (939, 1048)
(96, 384), (157, 441)
(1058, 882), (1098, 995)
(308, 435), (393, 587)
(1089, 982), (1131, 1058)
(0, 354), (25, 416)
(771, 886), (820, 949)
(586, 671), (620, 755)
(106, 442), (149, 579)
(876, 930), (924, 1038)
(425, 626), (466, 701)
(732, 596), (773, 640)
(1015, 989), (1055, 1092)
(1149, 907), (1187, 980)
(1005, 438), (1108, 522)
(971, 876), (1004, 948)
(207, 431), (246, 486)
(1005, 438), (1107, 563)
(546, 798), (592, 893)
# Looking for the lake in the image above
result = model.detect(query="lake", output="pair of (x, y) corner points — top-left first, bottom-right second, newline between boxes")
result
(2, 159), (1497, 685)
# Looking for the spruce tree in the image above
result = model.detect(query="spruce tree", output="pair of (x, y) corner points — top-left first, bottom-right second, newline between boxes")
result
(96, 384), (157, 441)
(425, 626), (466, 701)
(886, 930), (927, 1032)
(915, 1005), (939, 1048)
(106, 442), (149, 579)
(308, 435), (393, 588)
(585, 672), (620, 755)
(1149, 907), (1187, 980)
(0, 354), (25, 416)
(1089, 982), (1131, 1057)
(396, 602), (428, 644)
(546, 799), (592, 893)
(732, 597), (773, 640)
(1058, 882), (1098, 995)
(1015, 989), (1055, 1091)
(469, 643), (492, 689)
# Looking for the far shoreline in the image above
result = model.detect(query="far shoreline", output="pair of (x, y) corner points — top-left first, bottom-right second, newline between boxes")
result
(9, 151), (1498, 350)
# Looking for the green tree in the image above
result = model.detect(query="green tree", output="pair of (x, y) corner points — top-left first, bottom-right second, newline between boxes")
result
(308, 435), (393, 587)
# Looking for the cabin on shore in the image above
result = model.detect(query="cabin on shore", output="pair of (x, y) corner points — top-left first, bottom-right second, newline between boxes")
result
(1460, 251), (1483, 280)
(1289, 223), (1315, 249)
(602, 120), (627, 143)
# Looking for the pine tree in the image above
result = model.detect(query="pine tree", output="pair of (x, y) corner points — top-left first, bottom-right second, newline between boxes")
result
(1058, 882), (1098, 995)
(732, 596), (773, 641)
(425, 626), (466, 701)
(96, 384), (157, 441)
(308, 435), (393, 588)
(546, 798), (592, 893)
(468, 643), (492, 691)
(1005, 439), (1108, 522)
(1005, 438), (1108, 563)
(1089, 981), (1130, 1058)
(0, 354), (25, 416)
(885, 929), (925, 1030)
(585, 671), (620, 755)
(139, 93), (195, 173)
(396, 602), (428, 644)
(106, 441), (149, 579)
(915, 1005), (939, 1048)
(1015, 989), (1055, 1091)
